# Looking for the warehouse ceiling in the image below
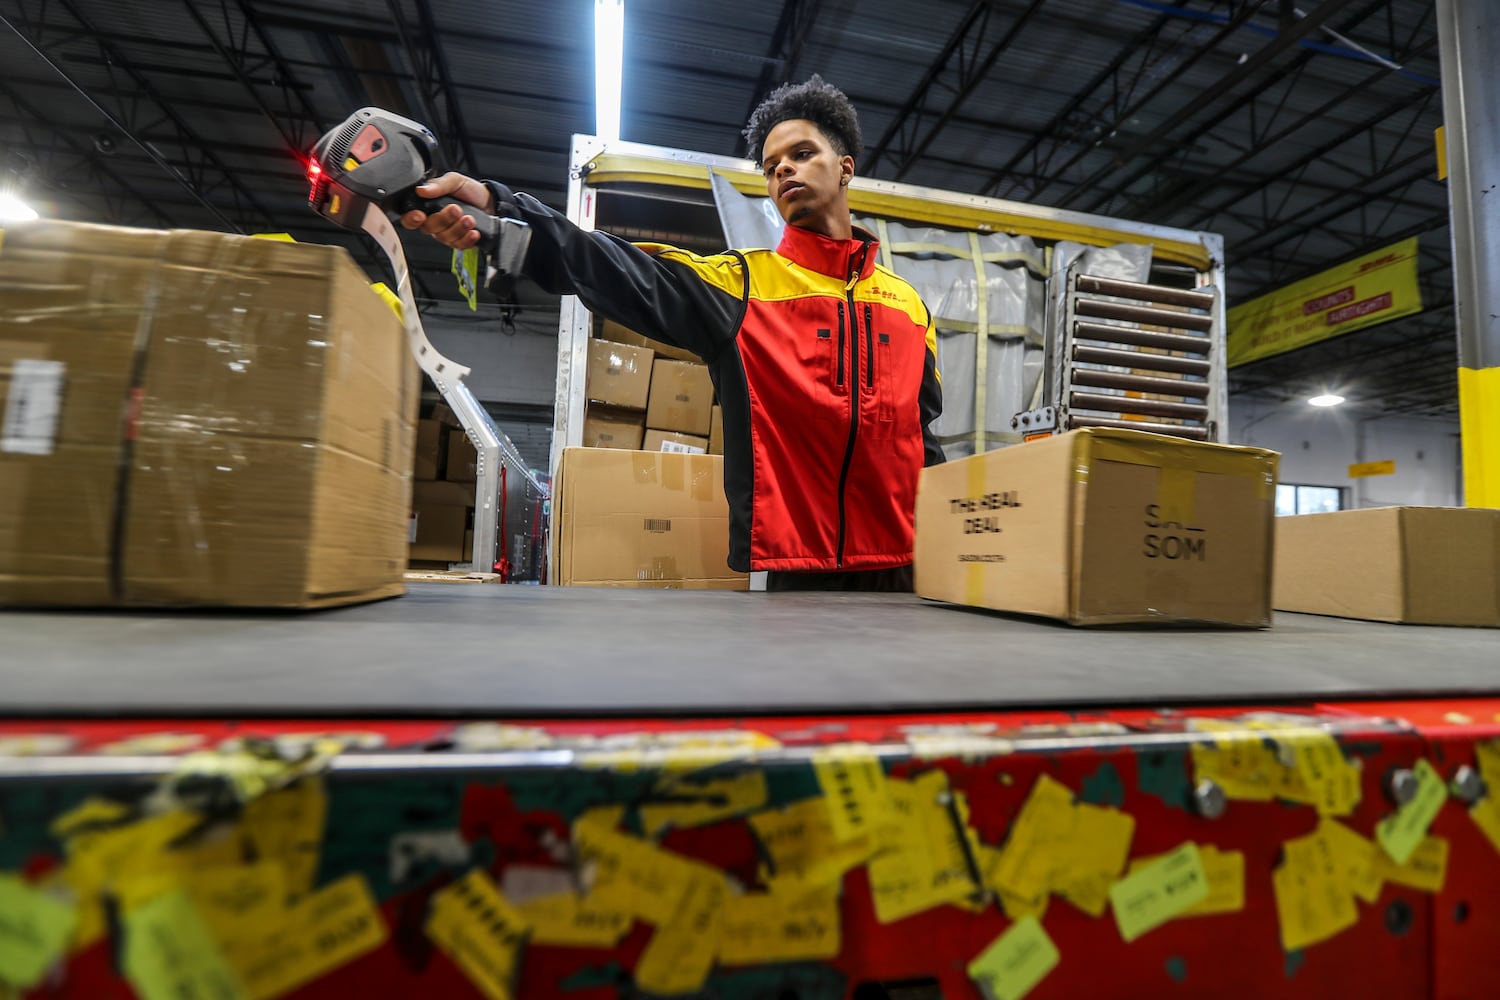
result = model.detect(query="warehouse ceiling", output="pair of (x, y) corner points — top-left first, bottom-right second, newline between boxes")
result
(0, 0), (1456, 448)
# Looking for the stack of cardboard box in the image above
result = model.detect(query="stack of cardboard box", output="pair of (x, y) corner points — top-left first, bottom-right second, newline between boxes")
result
(557, 320), (743, 589)
(408, 405), (474, 567)
(587, 321), (721, 456)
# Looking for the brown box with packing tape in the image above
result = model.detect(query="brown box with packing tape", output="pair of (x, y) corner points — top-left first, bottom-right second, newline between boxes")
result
(0, 221), (418, 608)
(552, 447), (748, 589)
(914, 428), (1279, 626)
(1274, 507), (1500, 626)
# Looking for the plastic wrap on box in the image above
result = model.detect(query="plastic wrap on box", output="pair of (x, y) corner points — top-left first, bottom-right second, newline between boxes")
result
(0, 221), (419, 608)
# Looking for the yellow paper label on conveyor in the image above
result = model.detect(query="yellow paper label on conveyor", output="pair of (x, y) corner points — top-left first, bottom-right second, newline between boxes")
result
(639, 770), (769, 836)
(426, 870), (526, 1000)
(123, 890), (248, 1000)
(232, 873), (386, 1000)
(517, 892), (632, 948)
(1374, 835), (1449, 893)
(1053, 802), (1136, 918)
(812, 744), (892, 843)
(573, 814), (724, 927)
(1273, 828), (1360, 952)
(967, 915), (1060, 1000)
(717, 886), (841, 965)
(869, 772), (984, 924)
(0, 875), (77, 989)
(1376, 758), (1448, 865)
(632, 871), (725, 995)
(1109, 842), (1210, 943)
(989, 774), (1076, 903)
(1128, 844), (1245, 918)
(749, 797), (877, 893)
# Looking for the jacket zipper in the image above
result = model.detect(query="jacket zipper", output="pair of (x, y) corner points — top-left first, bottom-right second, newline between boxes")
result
(864, 304), (875, 389)
(834, 246), (868, 568)
(835, 301), (846, 388)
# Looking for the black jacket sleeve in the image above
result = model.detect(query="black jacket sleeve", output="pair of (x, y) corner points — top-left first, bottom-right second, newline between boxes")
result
(919, 309), (944, 466)
(489, 183), (746, 362)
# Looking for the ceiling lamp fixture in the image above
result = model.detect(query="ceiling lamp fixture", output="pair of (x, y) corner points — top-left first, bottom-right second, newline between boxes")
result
(1308, 393), (1346, 407)
(0, 192), (39, 222)
(595, 0), (624, 142)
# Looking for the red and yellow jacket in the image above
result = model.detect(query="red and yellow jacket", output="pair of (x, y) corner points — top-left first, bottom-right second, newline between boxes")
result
(504, 188), (943, 574)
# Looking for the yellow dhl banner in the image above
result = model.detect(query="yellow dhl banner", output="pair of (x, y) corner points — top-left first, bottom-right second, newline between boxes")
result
(1228, 237), (1423, 367)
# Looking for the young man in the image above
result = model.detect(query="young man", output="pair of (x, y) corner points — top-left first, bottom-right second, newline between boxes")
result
(403, 76), (942, 592)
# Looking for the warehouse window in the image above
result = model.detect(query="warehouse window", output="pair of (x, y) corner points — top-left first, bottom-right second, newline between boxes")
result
(1276, 484), (1345, 516)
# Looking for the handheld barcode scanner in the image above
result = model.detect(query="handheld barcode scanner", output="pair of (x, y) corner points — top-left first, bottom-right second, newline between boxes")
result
(307, 107), (530, 295)
(305, 107), (524, 576)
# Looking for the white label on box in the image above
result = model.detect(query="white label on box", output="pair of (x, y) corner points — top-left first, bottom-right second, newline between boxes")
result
(2, 359), (65, 455)
(659, 439), (706, 455)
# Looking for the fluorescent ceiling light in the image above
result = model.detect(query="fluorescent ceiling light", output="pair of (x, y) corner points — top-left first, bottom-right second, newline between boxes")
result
(595, 0), (624, 141)
(0, 193), (39, 222)
(1308, 393), (1345, 407)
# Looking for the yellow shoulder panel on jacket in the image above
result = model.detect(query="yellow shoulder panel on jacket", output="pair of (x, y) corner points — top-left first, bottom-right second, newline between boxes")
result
(639, 243), (747, 299)
(742, 249), (846, 302)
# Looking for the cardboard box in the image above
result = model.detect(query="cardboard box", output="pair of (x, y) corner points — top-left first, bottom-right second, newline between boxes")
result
(914, 428), (1279, 626)
(587, 339), (653, 410)
(446, 429), (477, 482)
(646, 359), (714, 436)
(409, 480), (472, 564)
(643, 429), (708, 454)
(1274, 507), (1500, 626)
(584, 408), (646, 450)
(600, 318), (698, 363)
(709, 404), (724, 456)
(553, 447), (748, 589)
(414, 419), (442, 480)
(0, 222), (418, 608)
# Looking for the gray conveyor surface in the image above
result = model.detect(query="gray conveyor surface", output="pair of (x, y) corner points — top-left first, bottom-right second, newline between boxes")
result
(3, 583), (1497, 717)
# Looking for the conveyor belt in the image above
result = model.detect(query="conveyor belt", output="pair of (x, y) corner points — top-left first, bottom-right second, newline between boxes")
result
(4, 583), (1497, 717)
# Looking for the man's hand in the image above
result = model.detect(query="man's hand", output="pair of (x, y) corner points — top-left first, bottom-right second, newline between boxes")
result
(400, 171), (495, 250)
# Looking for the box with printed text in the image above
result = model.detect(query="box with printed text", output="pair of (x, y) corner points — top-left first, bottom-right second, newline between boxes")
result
(914, 428), (1279, 626)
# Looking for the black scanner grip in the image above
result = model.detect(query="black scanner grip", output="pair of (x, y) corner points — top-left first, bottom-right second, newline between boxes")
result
(394, 190), (499, 245)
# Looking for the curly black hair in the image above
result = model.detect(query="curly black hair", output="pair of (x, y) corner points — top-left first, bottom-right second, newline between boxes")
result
(742, 74), (863, 168)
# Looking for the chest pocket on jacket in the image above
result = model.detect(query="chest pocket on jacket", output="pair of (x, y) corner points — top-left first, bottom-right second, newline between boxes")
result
(874, 327), (896, 423)
(811, 300), (848, 396)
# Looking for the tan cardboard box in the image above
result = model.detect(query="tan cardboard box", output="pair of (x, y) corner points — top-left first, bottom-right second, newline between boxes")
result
(915, 428), (1279, 626)
(646, 359), (714, 436)
(709, 405), (724, 455)
(1274, 507), (1500, 626)
(587, 338), (653, 410)
(600, 318), (698, 363)
(643, 429), (709, 454)
(584, 408), (646, 450)
(409, 480), (471, 564)
(553, 447), (747, 589)
(414, 419), (442, 480)
(0, 222), (418, 608)
(446, 429), (477, 482)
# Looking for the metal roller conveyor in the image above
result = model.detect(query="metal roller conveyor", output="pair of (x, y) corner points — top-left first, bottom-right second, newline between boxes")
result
(1076, 274), (1217, 310)
(1071, 345), (1213, 377)
(1070, 391), (1210, 420)
(1072, 321), (1212, 355)
(1069, 369), (1210, 398)
(1074, 298), (1215, 332)
(1067, 415), (1211, 440)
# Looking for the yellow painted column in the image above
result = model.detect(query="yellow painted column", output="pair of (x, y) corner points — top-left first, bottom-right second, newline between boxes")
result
(1438, 0), (1500, 507)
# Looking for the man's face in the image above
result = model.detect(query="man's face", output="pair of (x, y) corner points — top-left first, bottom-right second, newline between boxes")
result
(761, 119), (853, 238)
